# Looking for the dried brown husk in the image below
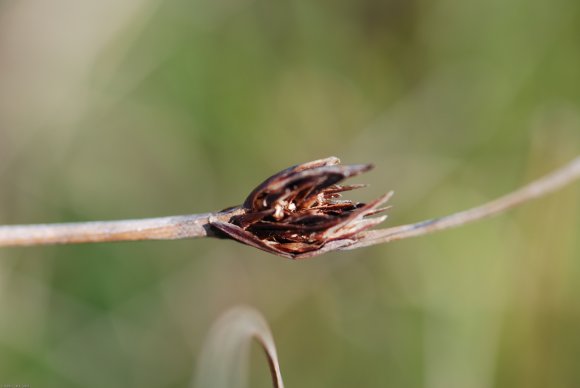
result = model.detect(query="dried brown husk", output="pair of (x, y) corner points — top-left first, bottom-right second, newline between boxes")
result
(210, 157), (392, 259)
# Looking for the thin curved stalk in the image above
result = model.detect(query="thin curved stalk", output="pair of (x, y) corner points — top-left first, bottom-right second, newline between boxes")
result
(344, 156), (580, 250)
(193, 306), (284, 388)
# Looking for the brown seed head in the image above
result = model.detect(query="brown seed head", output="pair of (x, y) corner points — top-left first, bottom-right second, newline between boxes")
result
(210, 157), (392, 259)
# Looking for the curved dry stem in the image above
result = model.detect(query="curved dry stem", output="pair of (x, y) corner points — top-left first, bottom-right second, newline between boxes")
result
(344, 156), (580, 250)
(192, 306), (284, 388)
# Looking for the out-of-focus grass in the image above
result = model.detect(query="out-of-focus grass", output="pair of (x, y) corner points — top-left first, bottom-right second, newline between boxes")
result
(0, 0), (579, 387)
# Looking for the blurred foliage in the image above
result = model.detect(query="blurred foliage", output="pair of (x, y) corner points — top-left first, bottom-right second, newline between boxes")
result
(0, 0), (579, 387)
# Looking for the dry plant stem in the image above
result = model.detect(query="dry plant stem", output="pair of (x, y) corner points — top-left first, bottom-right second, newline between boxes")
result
(345, 156), (580, 250)
(0, 209), (243, 247)
(0, 156), (579, 251)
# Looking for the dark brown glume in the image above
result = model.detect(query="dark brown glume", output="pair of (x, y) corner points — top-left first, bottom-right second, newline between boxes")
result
(210, 157), (392, 259)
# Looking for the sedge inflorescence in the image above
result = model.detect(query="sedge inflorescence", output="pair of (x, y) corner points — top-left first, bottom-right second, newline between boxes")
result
(210, 157), (392, 259)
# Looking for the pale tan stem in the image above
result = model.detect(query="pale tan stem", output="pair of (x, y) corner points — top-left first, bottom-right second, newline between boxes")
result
(345, 156), (580, 250)
(0, 209), (243, 247)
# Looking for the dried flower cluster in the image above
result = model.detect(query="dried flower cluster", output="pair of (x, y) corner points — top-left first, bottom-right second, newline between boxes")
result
(210, 157), (392, 259)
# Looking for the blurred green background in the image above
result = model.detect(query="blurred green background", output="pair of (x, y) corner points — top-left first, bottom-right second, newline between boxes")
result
(1, 0), (579, 387)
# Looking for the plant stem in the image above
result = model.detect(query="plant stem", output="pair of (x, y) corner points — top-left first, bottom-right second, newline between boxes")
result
(345, 156), (580, 250)
(0, 209), (242, 247)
